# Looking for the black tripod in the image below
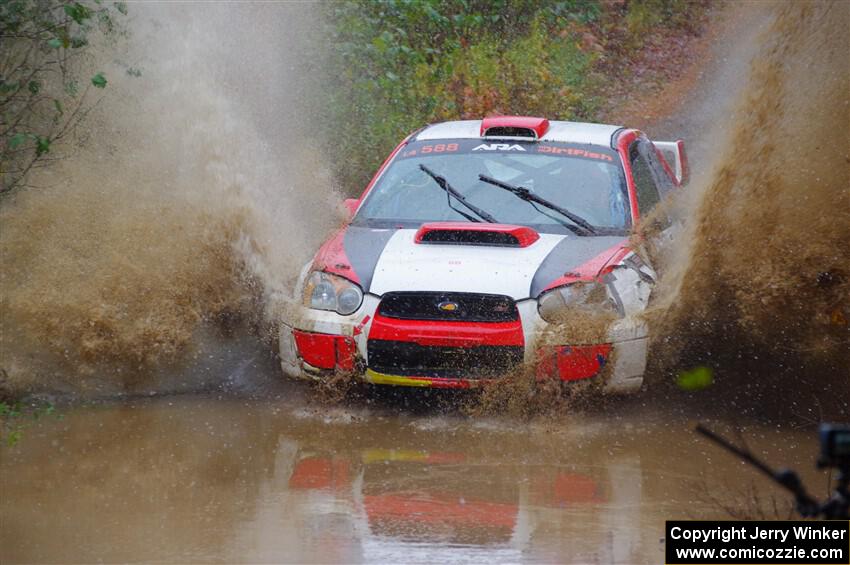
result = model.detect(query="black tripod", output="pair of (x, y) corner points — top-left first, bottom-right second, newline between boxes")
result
(815, 463), (849, 520)
(696, 424), (849, 520)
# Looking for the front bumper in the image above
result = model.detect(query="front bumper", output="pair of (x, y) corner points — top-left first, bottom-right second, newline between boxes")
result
(279, 295), (647, 393)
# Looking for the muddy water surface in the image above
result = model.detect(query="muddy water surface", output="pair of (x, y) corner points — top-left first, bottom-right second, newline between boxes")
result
(1, 384), (825, 564)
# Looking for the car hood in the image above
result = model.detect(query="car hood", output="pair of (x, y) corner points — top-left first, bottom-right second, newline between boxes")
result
(340, 227), (626, 300)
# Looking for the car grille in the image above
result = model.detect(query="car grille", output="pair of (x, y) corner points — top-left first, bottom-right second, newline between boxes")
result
(377, 292), (518, 322)
(367, 340), (523, 379)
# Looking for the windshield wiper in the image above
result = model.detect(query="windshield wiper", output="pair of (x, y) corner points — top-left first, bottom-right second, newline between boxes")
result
(419, 164), (497, 223)
(478, 174), (597, 236)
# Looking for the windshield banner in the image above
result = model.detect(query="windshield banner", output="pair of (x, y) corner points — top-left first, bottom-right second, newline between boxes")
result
(398, 139), (617, 162)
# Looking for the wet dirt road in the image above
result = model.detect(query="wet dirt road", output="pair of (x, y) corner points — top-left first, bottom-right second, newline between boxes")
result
(0, 381), (826, 564)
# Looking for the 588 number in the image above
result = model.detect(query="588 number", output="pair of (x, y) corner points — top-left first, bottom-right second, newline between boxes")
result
(420, 143), (459, 153)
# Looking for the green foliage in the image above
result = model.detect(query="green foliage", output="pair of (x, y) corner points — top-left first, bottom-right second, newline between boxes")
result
(677, 366), (714, 391)
(91, 72), (107, 88)
(319, 0), (705, 194)
(0, 400), (58, 446)
(1, 0), (127, 195)
(320, 1), (605, 193)
(625, 0), (703, 38)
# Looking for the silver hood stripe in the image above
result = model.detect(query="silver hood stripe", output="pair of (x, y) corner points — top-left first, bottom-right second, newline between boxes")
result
(529, 235), (627, 297)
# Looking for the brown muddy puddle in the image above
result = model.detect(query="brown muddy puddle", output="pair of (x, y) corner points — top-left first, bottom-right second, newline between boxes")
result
(0, 390), (826, 564)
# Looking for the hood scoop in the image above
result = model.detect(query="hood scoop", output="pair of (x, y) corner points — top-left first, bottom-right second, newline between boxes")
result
(414, 222), (540, 248)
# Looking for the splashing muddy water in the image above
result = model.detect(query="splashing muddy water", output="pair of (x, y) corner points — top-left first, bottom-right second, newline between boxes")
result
(647, 0), (849, 409)
(0, 4), (339, 395)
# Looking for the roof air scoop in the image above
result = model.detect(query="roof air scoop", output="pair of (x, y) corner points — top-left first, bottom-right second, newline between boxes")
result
(481, 116), (549, 140)
(414, 222), (540, 248)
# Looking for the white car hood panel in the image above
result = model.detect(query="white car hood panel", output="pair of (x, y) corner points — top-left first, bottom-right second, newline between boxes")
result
(369, 230), (564, 300)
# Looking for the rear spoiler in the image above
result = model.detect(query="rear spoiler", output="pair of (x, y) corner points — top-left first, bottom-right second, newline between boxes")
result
(653, 139), (689, 186)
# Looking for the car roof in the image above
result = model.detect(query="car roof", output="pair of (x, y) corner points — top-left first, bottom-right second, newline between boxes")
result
(414, 119), (626, 149)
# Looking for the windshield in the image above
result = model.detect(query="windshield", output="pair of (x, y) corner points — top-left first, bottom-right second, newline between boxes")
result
(353, 138), (630, 235)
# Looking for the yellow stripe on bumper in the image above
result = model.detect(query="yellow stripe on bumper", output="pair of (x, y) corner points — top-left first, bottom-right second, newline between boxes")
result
(364, 369), (433, 387)
(361, 449), (429, 463)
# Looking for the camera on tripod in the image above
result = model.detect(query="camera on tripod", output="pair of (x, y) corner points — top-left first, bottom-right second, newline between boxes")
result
(696, 422), (849, 520)
(818, 424), (850, 470)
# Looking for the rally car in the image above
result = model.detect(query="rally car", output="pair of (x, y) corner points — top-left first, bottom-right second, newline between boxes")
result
(279, 116), (687, 392)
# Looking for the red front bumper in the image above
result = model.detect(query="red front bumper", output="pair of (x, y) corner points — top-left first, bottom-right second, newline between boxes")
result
(292, 330), (357, 372)
(291, 324), (611, 388)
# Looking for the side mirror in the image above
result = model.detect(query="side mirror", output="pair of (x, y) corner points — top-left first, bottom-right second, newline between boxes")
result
(343, 198), (359, 219)
(654, 139), (689, 187)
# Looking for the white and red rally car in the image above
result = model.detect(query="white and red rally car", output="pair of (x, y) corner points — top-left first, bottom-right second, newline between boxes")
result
(279, 116), (687, 392)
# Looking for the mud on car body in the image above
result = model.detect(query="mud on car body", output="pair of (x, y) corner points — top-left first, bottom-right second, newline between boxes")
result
(279, 116), (687, 392)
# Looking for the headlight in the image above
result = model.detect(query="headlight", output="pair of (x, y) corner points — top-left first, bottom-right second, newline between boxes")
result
(302, 271), (363, 315)
(537, 281), (616, 323)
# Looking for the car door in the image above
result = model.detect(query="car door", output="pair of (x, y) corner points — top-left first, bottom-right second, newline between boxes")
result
(627, 137), (680, 282)
(629, 138), (675, 220)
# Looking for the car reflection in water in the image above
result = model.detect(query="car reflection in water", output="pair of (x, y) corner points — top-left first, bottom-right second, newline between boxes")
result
(268, 439), (645, 563)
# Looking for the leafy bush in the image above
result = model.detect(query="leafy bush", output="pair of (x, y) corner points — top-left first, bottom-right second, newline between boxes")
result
(318, 0), (708, 194)
(1, 0), (127, 195)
